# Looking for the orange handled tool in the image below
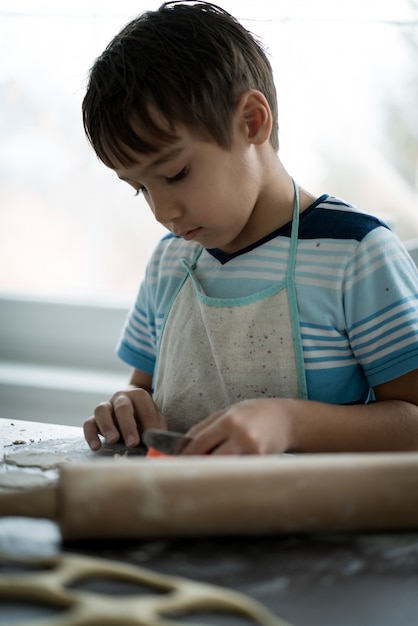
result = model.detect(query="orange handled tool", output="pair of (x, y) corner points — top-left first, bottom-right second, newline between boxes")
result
(145, 447), (171, 458)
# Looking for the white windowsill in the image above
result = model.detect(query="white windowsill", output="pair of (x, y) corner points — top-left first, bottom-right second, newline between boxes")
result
(0, 295), (132, 425)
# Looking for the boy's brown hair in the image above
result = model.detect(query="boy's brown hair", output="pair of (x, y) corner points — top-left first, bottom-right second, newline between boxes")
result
(82, 1), (279, 168)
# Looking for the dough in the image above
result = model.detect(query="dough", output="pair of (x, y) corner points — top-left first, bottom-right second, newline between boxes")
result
(0, 551), (291, 625)
(4, 450), (71, 469)
(0, 470), (52, 490)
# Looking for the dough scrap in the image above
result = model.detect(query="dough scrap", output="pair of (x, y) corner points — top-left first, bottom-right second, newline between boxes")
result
(0, 551), (292, 625)
(0, 470), (52, 490)
(4, 450), (71, 469)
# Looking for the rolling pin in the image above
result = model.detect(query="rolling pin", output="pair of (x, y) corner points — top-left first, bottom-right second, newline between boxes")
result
(1, 453), (418, 540)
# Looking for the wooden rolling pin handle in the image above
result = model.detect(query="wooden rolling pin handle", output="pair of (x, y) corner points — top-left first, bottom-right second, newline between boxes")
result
(0, 484), (58, 520)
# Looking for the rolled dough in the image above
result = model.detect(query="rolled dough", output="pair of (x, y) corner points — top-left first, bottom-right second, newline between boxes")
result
(0, 551), (292, 625)
(4, 450), (71, 470)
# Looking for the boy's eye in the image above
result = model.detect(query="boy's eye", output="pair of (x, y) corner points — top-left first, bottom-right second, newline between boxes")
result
(133, 167), (188, 196)
(166, 167), (188, 184)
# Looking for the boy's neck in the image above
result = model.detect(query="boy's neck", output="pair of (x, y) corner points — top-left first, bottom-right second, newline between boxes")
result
(220, 159), (315, 254)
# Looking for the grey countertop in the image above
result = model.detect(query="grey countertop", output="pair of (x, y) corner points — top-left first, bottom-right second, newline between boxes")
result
(1, 418), (418, 626)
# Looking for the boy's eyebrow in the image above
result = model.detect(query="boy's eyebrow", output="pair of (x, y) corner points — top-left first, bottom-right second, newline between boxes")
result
(116, 146), (185, 184)
(148, 146), (184, 170)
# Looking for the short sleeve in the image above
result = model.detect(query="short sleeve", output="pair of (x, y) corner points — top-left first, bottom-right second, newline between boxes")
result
(343, 226), (418, 387)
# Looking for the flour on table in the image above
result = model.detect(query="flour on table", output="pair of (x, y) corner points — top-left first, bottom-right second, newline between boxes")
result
(4, 450), (71, 469)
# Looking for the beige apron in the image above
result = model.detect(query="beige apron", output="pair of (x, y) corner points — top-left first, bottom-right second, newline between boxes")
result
(153, 180), (307, 432)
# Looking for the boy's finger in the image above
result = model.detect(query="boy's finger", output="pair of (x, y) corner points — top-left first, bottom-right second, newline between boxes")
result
(111, 394), (141, 447)
(130, 389), (168, 433)
(186, 409), (224, 438)
(94, 401), (121, 444)
(83, 417), (103, 451)
(182, 421), (226, 455)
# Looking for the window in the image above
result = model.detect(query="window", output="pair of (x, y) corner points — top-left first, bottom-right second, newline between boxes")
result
(1, 0), (417, 302)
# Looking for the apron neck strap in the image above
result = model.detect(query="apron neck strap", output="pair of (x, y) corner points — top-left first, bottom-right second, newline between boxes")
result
(287, 178), (300, 275)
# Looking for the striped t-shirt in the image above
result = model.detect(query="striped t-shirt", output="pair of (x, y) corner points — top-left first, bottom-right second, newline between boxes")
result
(117, 194), (418, 405)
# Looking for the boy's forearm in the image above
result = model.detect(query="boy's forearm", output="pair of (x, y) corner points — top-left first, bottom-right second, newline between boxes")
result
(128, 369), (154, 396)
(287, 398), (418, 453)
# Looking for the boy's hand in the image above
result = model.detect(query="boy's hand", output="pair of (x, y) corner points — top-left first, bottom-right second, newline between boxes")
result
(182, 398), (295, 455)
(83, 387), (167, 451)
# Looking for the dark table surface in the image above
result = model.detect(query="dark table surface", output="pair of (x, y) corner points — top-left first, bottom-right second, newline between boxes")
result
(1, 418), (418, 626)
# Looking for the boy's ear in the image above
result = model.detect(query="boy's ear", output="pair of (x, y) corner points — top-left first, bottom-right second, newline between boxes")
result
(238, 90), (272, 145)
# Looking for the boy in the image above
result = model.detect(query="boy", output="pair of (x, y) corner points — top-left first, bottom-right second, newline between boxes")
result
(82, 1), (418, 455)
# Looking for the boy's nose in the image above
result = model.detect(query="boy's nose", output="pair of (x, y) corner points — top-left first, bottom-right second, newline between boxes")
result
(149, 192), (181, 225)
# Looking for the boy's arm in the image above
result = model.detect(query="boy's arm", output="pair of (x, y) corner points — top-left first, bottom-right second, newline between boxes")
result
(83, 368), (167, 451)
(290, 369), (418, 453)
(183, 369), (418, 455)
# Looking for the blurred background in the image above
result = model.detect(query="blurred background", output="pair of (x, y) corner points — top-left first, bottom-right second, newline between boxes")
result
(1, 0), (418, 300)
(1, 0), (417, 424)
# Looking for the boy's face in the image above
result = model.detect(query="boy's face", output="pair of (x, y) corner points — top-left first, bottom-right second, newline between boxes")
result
(112, 112), (269, 254)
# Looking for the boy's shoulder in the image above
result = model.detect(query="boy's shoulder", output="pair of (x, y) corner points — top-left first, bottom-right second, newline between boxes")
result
(299, 195), (389, 242)
(153, 233), (202, 259)
(146, 234), (202, 283)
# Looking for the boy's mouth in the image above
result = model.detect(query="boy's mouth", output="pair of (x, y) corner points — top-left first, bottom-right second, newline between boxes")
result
(181, 227), (202, 241)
